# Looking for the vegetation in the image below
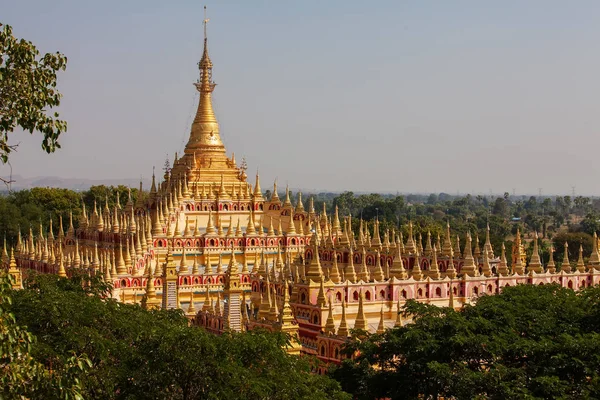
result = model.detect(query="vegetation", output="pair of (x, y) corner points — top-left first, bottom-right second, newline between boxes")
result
(0, 23), (68, 167)
(4, 272), (349, 399)
(332, 284), (600, 399)
(0, 274), (89, 400)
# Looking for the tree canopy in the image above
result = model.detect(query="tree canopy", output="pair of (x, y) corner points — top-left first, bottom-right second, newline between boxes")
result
(7, 272), (349, 399)
(0, 23), (67, 166)
(0, 273), (89, 400)
(332, 284), (600, 400)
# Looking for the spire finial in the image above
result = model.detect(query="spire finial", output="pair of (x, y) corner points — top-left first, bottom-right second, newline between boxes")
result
(203, 5), (209, 41)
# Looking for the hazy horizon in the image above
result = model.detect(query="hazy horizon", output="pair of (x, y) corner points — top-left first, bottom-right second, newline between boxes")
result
(3, 1), (600, 195)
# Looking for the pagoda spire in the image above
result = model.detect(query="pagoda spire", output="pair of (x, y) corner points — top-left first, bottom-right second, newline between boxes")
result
(185, 5), (225, 157)
(354, 289), (368, 331)
(561, 242), (571, 273)
(547, 245), (556, 274)
(337, 299), (349, 337)
(527, 232), (543, 273)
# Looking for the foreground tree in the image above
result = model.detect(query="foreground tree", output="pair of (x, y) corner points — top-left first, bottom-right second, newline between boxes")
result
(0, 23), (67, 166)
(9, 272), (349, 399)
(0, 274), (89, 399)
(333, 284), (600, 399)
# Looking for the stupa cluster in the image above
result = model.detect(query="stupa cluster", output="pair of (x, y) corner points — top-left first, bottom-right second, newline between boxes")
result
(5, 16), (600, 366)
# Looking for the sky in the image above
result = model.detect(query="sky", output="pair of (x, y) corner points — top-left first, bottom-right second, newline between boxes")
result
(3, 0), (600, 195)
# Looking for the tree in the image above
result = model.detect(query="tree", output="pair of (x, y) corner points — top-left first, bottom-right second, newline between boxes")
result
(10, 272), (349, 399)
(0, 273), (89, 399)
(332, 285), (600, 399)
(580, 212), (600, 236)
(0, 23), (67, 169)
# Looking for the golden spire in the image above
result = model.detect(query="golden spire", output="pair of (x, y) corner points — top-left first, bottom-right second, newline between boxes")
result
(183, 217), (191, 237)
(324, 300), (336, 335)
(390, 249), (407, 280)
(561, 242), (571, 273)
(202, 254), (212, 277)
(226, 216), (234, 238)
(295, 192), (304, 213)
(330, 250), (341, 283)
(217, 216), (225, 237)
(202, 284), (212, 311)
(267, 217), (275, 236)
(241, 249), (250, 274)
(576, 244), (586, 273)
(498, 243), (509, 276)
(482, 246), (492, 277)
(270, 180), (280, 203)
(358, 248), (370, 282)
(442, 222), (453, 257)
(461, 232), (477, 277)
(424, 231), (433, 257)
(512, 228), (526, 267)
(180, 245), (189, 274)
(217, 175), (229, 200)
(473, 234), (481, 260)
(429, 245), (441, 279)
(527, 232), (543, 273)
(116, 239), (127, 275)
(332, 206), (342, 236)
(7, 248), (22, 289)
(187, 291), (196, 315)
(283, 185), (292, 209)
(547, 245), (556, 273)
(287, 208), (296, 235)
(405, 222), (416, 254)
(253, 172), (264, 201)
(372, 250), (385, 281)
(185, 5), (225, 158)
(454, 234), (461, 257)
(206, 210), (217, 235)
(316, 277), (326, 308)
(193, 217), (201, 237)
(57, 247), (67, 277)
(513, 244), (525, 275)
(345, 247), (358, 283)
(590, 232), (600, 267)
(73, 239), (81, 268)
(337, 299), (349, 337)
(411, 254), (422, 281)
(279, 280), (296, 328)
(354, 289), (368, 331)
(245, 209), (256, 235)
(484, 224), (494, 259)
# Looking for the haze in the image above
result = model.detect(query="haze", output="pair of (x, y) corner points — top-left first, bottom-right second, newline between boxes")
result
(3, 0), (600, 195)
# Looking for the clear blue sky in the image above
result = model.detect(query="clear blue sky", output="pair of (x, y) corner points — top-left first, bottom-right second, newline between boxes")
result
(3, 0), (600, 195)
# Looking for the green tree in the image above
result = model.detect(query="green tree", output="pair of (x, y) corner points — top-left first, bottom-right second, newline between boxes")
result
(0, 273), (89, 399)
(0, 23), (67, 166)
(10, 272), (349, 400)
(333, 285), (600, 400)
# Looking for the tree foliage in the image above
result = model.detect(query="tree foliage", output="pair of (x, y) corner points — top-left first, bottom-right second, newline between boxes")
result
(332, 284), (600, 399)
(0, 23), (67, 164)
(8, 272), (349, 400)
(0, 273), (89, 399)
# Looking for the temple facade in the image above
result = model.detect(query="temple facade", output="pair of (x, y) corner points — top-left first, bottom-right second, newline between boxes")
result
(5, 16), (600, 367)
